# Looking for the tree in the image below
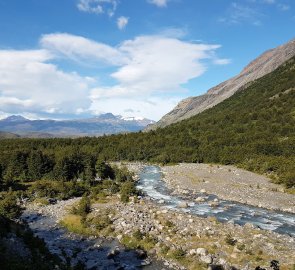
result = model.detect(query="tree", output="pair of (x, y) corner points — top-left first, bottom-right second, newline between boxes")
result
(96, 161), (114, 180)
(83, 156), (96, 184)
(27, 151), (43, 180)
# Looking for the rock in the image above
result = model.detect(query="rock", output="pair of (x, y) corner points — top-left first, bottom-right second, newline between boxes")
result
(200, 254), (213, 264)
(189, 249), (197, 255)
(208, 265), (224, 270)
(117, 234), (123, 241)
(107, 247), (120, 259)
(196, 248), (208, 256)
(136, 249), (147, 259)
(178, 202), (189, 208)
(158, 199), (165, 204)
(200, 189), (207, 194)
(195, 197), (206, 202)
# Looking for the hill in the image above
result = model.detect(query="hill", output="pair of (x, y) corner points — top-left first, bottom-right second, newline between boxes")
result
(0, 131), (20, 139)
(146, 38), (295, 130)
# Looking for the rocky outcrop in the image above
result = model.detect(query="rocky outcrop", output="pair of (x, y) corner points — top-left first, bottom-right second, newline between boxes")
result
(146, 38), (295, 130)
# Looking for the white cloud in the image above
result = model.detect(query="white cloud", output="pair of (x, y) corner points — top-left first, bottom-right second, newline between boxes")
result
(77, 0), (118, 17)
(90, 96), (181, 120)
(41, 33), (127, 66)
(117, 16), (129, 30)
(89, 35), (221, 101)
(0, 33), (229, 120)
(213, 58), (232, 65)
(0, 49), (92, 117)
(148, 0), (169, 8)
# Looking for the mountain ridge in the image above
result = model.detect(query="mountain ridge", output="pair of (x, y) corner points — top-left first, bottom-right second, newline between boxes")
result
(0, 113), (154, 137)
(146, 38), (295, 130)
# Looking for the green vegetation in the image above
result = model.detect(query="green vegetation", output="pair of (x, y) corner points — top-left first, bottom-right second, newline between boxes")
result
(0, 191), (22, 219)
(72, 196), (91, 217)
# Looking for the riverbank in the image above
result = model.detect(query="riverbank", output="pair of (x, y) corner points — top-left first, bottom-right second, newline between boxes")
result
(161, 163), (295, 213)
(22, 198), (166, 270)
(22, 194), (295, 270)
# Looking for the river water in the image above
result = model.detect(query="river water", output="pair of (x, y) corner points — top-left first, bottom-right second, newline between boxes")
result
(137, 166), (295, 237)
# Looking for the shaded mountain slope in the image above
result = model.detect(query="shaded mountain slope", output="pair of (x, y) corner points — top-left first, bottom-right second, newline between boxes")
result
(146, 38), (295, 130)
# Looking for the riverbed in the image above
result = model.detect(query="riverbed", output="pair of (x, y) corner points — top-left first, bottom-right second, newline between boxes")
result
(137, 166), (295, 237)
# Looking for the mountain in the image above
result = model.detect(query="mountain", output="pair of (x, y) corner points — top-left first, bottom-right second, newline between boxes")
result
(0, 131), (20, 139)
(146, 38), (295, 130)
(0, 113), (155, 137)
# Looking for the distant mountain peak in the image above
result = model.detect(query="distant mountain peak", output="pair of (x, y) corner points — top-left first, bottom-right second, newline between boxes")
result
(0, 113), (155, 137)
(97, 113), (117, 120)
(2, 115), (28, 122)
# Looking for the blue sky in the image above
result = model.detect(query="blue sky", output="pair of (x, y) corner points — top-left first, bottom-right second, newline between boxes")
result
(0, 0), (294, 120)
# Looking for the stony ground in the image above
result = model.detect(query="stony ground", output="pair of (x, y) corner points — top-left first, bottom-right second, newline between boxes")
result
(93, 197), (295, 270)
(161, 163), (295, 213)
(22, 199), (165, 270)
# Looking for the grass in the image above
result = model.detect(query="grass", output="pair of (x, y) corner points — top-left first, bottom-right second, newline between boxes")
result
(33, 197), (49, 206)
(120, 232), (158, 251)
(60, 214), (91, 235)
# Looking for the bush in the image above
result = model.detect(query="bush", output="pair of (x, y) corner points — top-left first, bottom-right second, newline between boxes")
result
(90, 215), (112, 230)
(0, 192), (22, 219)
(72, 196), (91, 217)
(120, 181), (136, 203)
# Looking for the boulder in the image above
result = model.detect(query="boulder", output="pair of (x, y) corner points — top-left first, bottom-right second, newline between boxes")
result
(200, 255), (213, 264)
(178, 202), (189, 208)
(196, 248), (208, 256)
(195, 197), (206, 202)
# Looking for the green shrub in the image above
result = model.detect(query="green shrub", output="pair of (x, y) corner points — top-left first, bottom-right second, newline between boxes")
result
(170, 248), (186, 260)
(90, 215), (112, 230)
(225, 234), (237, 246)
(72, 196), (91, 217)
(0, 192), (22, 219)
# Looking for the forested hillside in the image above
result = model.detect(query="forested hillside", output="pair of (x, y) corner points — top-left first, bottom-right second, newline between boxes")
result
(0, 56), (294, 188)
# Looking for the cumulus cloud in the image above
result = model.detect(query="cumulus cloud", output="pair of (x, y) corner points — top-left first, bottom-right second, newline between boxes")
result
(0, 33), (229, 120)
(148, 0), (169, 8)
(117, 16), (129, 30)
(41, 33), (127, 66)
(87, 35), (221, 100)
(0, 49), (92, 117)
(77, 0), (118, 17)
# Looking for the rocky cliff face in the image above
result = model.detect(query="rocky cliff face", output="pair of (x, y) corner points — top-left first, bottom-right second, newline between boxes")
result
(146, 38), (295, 130)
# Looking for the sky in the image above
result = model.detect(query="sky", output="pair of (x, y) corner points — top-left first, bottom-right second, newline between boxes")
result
(0, 0), (294, 121)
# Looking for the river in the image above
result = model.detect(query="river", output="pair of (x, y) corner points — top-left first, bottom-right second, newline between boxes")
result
(137, 166), (295, 237)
